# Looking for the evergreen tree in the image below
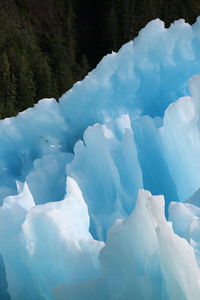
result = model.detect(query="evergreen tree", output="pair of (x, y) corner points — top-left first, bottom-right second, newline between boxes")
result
(16, 55), (36, 110)
(0, 52), (10, 117)
(0, 0), (200, 118)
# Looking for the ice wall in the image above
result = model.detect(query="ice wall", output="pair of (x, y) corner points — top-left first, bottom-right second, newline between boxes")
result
(1, 18), (200, 299)
(55, 191), (200, 300)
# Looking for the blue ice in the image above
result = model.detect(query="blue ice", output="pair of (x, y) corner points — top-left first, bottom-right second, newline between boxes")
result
(1, 18), (200, 299)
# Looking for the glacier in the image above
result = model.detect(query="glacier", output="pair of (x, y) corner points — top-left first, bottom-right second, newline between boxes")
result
(2, 18), (200, 299)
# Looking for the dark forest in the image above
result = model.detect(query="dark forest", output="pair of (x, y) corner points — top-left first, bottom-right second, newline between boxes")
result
(0, 0), (200, 119)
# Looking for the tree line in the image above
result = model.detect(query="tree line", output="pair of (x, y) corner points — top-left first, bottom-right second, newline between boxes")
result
(0, 0), (199, 118)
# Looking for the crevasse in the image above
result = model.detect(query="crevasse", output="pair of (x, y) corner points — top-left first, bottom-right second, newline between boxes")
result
(1, 18), (200, 299)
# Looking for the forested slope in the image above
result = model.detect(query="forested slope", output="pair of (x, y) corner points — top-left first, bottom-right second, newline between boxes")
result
(0, 0), (200, 118)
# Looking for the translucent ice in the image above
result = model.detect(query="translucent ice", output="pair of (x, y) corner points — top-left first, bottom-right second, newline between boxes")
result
(2, 18), (200, 299)
(67, 115), (143, 240)
(55, 191), (200, 300)
(0, 177), (103, 299)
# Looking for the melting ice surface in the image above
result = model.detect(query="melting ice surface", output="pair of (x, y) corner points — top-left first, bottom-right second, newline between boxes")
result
(2, 18), (200, 300)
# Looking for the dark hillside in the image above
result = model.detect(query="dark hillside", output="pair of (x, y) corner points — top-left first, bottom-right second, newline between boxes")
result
(0, 0), (200, 118)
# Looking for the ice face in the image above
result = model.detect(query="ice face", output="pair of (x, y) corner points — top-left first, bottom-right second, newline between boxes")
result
(55, 190), (200, 300)
(2, 18), (200, 299)
(67, 115), (143, 240)
(0, 177), (103, 299)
